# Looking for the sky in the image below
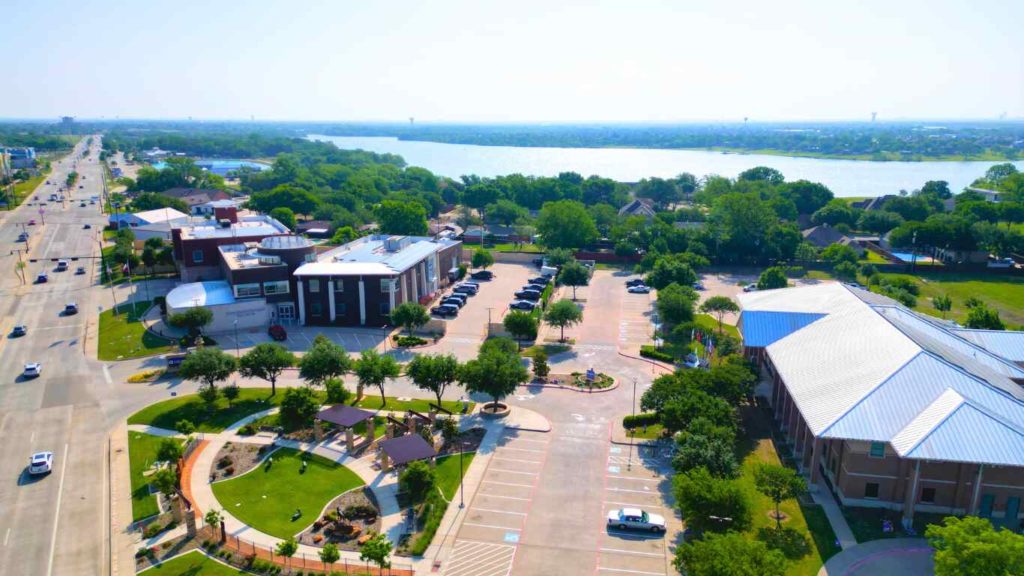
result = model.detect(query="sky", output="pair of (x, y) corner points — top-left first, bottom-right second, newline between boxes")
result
(2, 0), (1022, 123)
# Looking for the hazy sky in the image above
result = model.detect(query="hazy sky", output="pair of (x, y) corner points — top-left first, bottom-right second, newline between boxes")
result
(4, 0), (1022, 122)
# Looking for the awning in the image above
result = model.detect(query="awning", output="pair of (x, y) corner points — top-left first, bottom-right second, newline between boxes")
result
(316, 404), (375, 428)
(379, 434), (437, 467)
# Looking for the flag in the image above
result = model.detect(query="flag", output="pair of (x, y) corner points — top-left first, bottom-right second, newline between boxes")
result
(122, 263), (129, 273)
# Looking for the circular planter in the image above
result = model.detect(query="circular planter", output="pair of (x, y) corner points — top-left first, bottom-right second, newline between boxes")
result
(479, 402), (511, 419)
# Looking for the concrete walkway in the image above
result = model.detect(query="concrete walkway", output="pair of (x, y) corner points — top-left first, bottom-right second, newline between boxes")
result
(817, 538), (933, 576)
(812, 479), (858, 549)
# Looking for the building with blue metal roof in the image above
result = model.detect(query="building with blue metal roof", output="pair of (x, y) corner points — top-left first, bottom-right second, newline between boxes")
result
(739, 282), (1024, 528)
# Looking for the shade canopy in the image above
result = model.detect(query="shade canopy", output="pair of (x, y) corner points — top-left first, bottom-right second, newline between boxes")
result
(316, 404), (375, 428)
(379, 434), (437, 467)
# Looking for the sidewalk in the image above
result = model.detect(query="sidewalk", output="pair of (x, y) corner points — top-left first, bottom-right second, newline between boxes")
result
(812, 478), (858, 549)
(109, 423), (139, 576)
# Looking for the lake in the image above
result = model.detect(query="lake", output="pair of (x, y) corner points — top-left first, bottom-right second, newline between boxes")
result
(152, 159), (269, 176)
(309, 134), (1023, 198)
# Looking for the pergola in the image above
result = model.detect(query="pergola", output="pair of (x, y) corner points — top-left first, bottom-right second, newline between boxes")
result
(315, 405), (376, 451)
(378, 433), (437, 472)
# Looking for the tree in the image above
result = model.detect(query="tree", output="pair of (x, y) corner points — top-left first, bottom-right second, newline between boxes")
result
(672, 434), (738, 478)
(820, 243), (859, 266)
(699, 296), (739, 335)
(635, 177), (680, 208)
(405, 353), (460, 408)
(354, 349), (401, 406)
(399, 460), (436, 503)
(471, 248), (494, 270)
(757, 267), (788, 290)
(168, 306), (214, 338)
(811, 198), (859, 227)
(178, 347), (237, 390)
(239, 343), (296, 396)
(536, 200), (598, 249)
(932, 294), (952, 319)
(130, 192), (190, 214)
(656, 283), (696, 327)
(673, 467), (751, 533)
(275, 537), (298, 570)
(391, 302), (430, 336)
(319, 542), (340, 571)
(739, 166), (785, 186)
(753, 463), (808, 530)
(157, 439), (183, 468)
(965, 304), (1005, 330)
(175, 419), (196, 436)
(204, 508), (223, 536)
(834, 261), (858, 282)
(674, 533), (787, 576)
(858, 210), (904, 234)
(459, 345), (529, 410)
(557, 261), (590, 300)
(299, 335), (351, 388)
(152, 467), (178, 498)
(646, 256), (699, 290)
(503, 311), (538, 347)
(532, 348), (550, 380)
(222, 383), (240, 406)
(279, 386), (319, 431)
(376, 199), (428, 235)
(545, 248), (575, 268)
(330, 226), (359, 245)
(662, 390), (735, 434)
(485, 199), (527, 226)
(926, 516), (1024, 576)
(360, 532), (393, 571)
(544, 299), (583, 342)
(197, 384), (220, 411)
(269, 207), (297, 230)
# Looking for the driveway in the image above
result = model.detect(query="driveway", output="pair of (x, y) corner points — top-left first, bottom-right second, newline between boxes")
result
(817, 538), (933, 576)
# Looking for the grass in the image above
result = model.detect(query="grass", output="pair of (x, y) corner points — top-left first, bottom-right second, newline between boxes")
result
(6, 170), (50, 209)
(405, 452), (477, 555)
(129, 432), (184, 522)
(139, 550), (247, 575)
(128, 388), (286, 433)
(436, 452), (477, 500)
(521, 343), (571, 358)
(841, 507), (948, 543)
(626, 423), (664, 440)
(877, 271), (1024, 328)
(693, 313), (740, 339)
(859, 251), (890, 264)
(355, 395), (471, 414)
(98, 301), (177, 361)
(210, 448), (363, 539)
(487, 242), (543, 253)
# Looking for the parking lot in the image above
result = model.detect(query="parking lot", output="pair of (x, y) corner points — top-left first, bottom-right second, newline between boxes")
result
(552, 269), (655, 353)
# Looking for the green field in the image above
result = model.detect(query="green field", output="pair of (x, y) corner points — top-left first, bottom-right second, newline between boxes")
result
(129, 432), (184, 521)
(694, 313), (740, 339)
(98, 301), (177, 361)
(878, 272), (1024, 328)
(6, 170), (50, 209)
(210, 448), (363, 539)
(128, 388), (285, 433)
(436, 452), (476, 500)
(139, 550), (247, 575)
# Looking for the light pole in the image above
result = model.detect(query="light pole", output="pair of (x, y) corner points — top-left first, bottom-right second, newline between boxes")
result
(459, 441), (465, 509)
(233, 319), (240, 358)
(628, 377), (637, 471)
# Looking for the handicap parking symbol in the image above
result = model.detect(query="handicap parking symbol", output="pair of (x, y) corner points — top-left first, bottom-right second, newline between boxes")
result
(504, 532), (520, 543)
(608, 465), (621, 474)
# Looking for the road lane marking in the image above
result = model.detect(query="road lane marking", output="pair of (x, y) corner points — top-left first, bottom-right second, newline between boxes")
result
(46, 442), (69, 576)
(597, 567), (664, 575)
(600, 548), (663, 557)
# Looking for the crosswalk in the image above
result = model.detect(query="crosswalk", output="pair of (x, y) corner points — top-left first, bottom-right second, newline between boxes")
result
(444, 540), (517, 576)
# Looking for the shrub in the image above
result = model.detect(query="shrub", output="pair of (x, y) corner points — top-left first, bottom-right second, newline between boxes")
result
(325, 378), (350, 404)
(142, 523), (163, 539)
(623, 412), (659, 429)
(218, 456), (233, 469)
(237, 423), (256, 436)
(783, 266), (806, 278)
(394, 335), (429, 347)
(640, 345), (675, 363)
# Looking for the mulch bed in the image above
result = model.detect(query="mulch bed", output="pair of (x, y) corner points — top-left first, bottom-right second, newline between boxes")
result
(438, 427), (486, 457)
(544, 372), (615, 390)
(210, 442), (273, 482)
(296, 487), (382, 551)
(134, 526), (211, 571)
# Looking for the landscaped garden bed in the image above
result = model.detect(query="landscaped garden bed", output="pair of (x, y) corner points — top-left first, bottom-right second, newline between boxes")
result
(128, 388), (284, 433)
(396, 452), (476, 557)
(436, 427), (486, 457)
(210, 442), (273, 482)
(297, 487), (382, 551)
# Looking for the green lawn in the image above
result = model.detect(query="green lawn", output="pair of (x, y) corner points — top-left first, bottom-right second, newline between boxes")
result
(877, 272), (1024, 328)
(128, 388), (285, 433)
(487, 242), (543, 253)
(139, 550), (247, 575)
(355, 395), (471, 415)
(521, 343), (571, 358)
(436, 452), (476, 500)
(693, 313), (740, 339)
(6, 171), (50, 209)
(626, 424), (665, 440)
(841, 506), (948, 543)
(98, 301), (177, 361)
(210, 448), (363, 539)
(859, 251), (890, 264)
(129, 432), (183, 522)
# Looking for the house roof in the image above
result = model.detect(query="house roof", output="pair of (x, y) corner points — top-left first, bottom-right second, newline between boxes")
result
(295, 234), (459, 277)
(133, 207), (190, 224)
(379, 434), (436, 466)
(163, 187), (231, 201)
(951, 329), (1024, 364)
(618, 198), (656, 217)
(739, 282), (1024, 467)
(801, 225), (851, 248)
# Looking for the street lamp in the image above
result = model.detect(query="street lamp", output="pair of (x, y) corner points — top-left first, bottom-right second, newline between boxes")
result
(628, 377), (637, 471)
(233, 319), (240, 358)
(459, 441), (465, 509)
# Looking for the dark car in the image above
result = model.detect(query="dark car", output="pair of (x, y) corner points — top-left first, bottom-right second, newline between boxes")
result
(431, 304), (459, 317)
(441, 297), (466, 308)
(509, 300), (537, 311)
(524, 283), (547, 292)
(268, 324), (287, 341)
(514, 289), (543, 301)
(528, 276), (550, 286)
(626, 278), (646, 287)
(452, 284), (478, 296)
(36, 273), (48, 284)
(532, 257), (545, 268)
(64, 303), (79, 315)
(11, 325), (27, 337)
(470, 270), (494, 281)
(83, 224), (91, 229)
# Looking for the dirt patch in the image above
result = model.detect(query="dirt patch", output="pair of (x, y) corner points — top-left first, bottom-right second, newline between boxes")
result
(210, 442), (273, 482)
(438, 427), (486, 457)
(296, 487), (382, 551)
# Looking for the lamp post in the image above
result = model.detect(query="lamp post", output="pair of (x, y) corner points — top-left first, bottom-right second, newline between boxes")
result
(233, 319), (240, 358)
(458, 442), (465, 509)
(628, 377), (637, 471)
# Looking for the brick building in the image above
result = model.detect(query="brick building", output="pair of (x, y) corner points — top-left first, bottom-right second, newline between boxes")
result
(171, 207), (291, 282)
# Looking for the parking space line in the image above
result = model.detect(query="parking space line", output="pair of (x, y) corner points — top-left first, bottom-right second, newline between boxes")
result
(497, 447), (545, 453)
(471, 507), (527, 516)
(476, 494), (530, 501)
(505, 437), (548, 445)
(491, 456), (543, 464)
(606, 487), (654, 494)
(606, 501), (663, 509)
(607, 475), (659, 482)
(463, 522), (522, 531)
(488, 469), (537, 476)
(597, 567), (664, 575)
(599, 548), (663, 558)
(481, 480), (534, 488)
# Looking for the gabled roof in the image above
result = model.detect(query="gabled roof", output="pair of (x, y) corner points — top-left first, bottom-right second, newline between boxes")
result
(739, 310), (825, 348)
(618, 199), (656, 217)
(802, 225), (850, 248)
(951, 329), (1024, 364)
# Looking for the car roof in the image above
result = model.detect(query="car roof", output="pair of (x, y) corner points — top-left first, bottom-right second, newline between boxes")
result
(31, 452), (52, 460)
(621, 507), (643, 516)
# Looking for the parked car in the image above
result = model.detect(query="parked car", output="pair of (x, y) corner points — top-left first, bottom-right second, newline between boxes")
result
(11, 325), (27, 337)
(743, 283), (758, 292)
(83, 224), (91, 229)
(79, 203), (86, 208)
(431, 304), (459, 317)
(987, 257), (1015, 269)
(442, 297), (466, 308)
(452, 284), (478, 296)
(514, 289), (543, 301)
(36, 273), (48, 283)
(607, 507), (666, 533)
(531, 257), (545, 268)
(444, 292), (468, 305)
(627, 285), (651, 294)
(460, 280), (481, 288)
(28, 451), (53, 475)
(509, 300), (537, 311)
(528, 276), (550, 286)
(693, 282), (705, 291)
(523, 283), (547, 292)
(23, 363), (42, 379)
(470, 270), (494, 280)
(625, 278), (646, 287)
(28, 219), (36, 226)
(64, 303), (78, 315)
(75, 266), (85, 275)
(268, 324), (288, 341)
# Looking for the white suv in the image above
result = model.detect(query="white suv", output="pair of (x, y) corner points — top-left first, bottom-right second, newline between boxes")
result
(29, 451), (53, 475)
(607, 507), (666, 533)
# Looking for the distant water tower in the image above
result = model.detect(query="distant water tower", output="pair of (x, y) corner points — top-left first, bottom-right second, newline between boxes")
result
(409, 117), (415, 126)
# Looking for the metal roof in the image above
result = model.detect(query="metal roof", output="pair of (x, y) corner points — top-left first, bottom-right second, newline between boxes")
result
(379, 434), (436, 466)
(739, 310), (825, 348)
(166, 281), (236, 309)
(952, 329), (1024, 364)
(299, 234), (458, 277)
(316, 405), (375, 428)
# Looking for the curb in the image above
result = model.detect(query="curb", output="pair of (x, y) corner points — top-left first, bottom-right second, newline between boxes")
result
(616, 350), (675, 374)
(518, 379), (619, 394)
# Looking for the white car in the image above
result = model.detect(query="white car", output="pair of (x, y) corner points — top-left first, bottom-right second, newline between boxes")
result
(743, 283), (758, 292)
(627, 285), (651, 294)
(607, 507), (666, 533)
(23, 363), (42, 378)
(29, 451), (53, 475)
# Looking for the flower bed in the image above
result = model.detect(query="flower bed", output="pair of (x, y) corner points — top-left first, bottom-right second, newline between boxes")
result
(296, 487), (382, 551)
(210, 442), (273, 482)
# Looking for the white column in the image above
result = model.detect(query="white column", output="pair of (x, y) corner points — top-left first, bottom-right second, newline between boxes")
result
(419, 261), (429, 296)
(296, 280), (306, 325)
(358, 278), (366, 325)
(970, 464), (985, 515)
(411, 266), (419, 300)
(432, 254), (440, 292)
(327, 279), (336, 322)
(404, 272), (411, 301)
(389, 277), (396, 311)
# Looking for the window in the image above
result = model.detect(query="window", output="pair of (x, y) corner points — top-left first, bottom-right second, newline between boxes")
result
(333, 278), (344, 292)
(337, 303), (347, 316)
(310, 302), (323, 316)
(864, 483), (880, 499)
(263, 281), (289, 295)
(381, 279), (393, 293)
(920, 487), (936, 503)
(380, 302), (390, 315)
(309, 279), (320, 293)
(304, 253), (316, 263)
(234, 283), (261, 298)
(869, 442), (886, 458)
(192, 249), (204, 263)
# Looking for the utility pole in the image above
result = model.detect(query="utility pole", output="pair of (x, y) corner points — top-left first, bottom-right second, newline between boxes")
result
(628, 377), (637, 471)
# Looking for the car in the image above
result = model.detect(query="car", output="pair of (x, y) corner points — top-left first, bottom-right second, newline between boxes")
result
(83, 224), (91, 229)
(11, 325), (27, 337)
(627, 285), (651, 294)
(441, 297), (466, 308)
(431, 304), (459, 317)
(528, 276), (550, 286)
(75, 266), (85, 275)
(23, 363), (42, 379)
(524, 283), (547, 291)
(28, 451), (53, 475)
(79, 203), (86, 208)
(56, 260), (69, 271)
(532, 257), (545, 268)
(743, 283), (758, 292)
(625, 278), (646, 287)
(514, 289), (543, 301)
(607, 507), (666, 533)
(693, 282), (705, 291)
(17, 232), (28, 242)
(987, 257), (1015, 269)
(78, 185), (83, 189)
(444, 291), (468, 304)
(460, 280), (481, 288)
(683, 352), (701, 369)
(64, 303), (78, 315)
(36, 273), (48, 283)
(452, 284), (478, 296)
(268, 324), (288, 341)
(470, 270), (494, 280)
(509, 300), (537, 311)
(28, 219), (36, 226)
